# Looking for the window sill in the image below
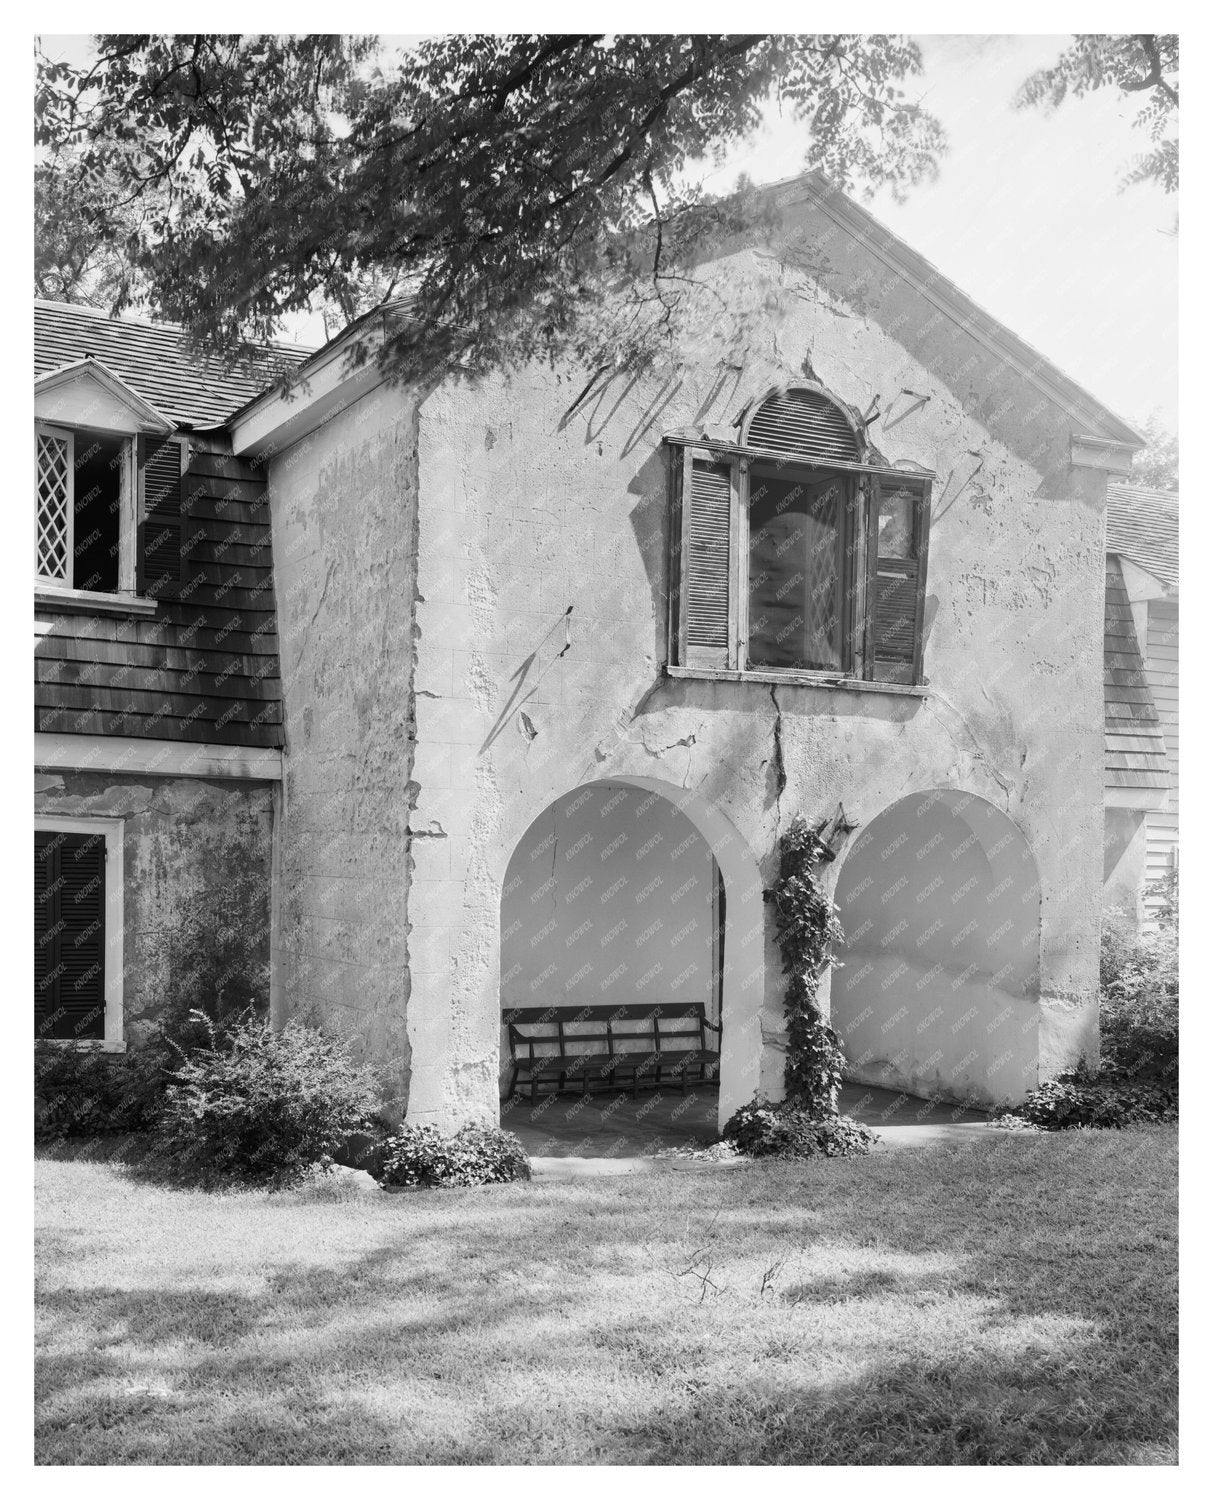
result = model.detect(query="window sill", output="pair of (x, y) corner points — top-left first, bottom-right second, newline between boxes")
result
(35, 585), (158, 620)
(665, 664), (928, 697)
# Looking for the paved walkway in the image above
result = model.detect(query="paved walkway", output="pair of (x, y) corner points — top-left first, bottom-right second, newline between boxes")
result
(501, 1082), (997, 1179)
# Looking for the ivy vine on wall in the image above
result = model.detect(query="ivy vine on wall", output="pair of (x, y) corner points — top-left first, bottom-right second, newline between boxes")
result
(766, 809), (856, 1116)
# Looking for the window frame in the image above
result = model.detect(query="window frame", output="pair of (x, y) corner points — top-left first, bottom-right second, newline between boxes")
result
(34, 422), (75, 587)
(666, 436), (932, 694)
(33, 814), (125, 1052)
(33, 421), (179, 619)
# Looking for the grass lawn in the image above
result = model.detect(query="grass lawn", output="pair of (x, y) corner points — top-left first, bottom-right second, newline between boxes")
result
(36, 1128), (1177, 1465)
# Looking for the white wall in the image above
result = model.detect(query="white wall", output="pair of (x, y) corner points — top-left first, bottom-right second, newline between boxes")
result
(832, 790), (1042, 1106)
(501, 782), (718, 1021)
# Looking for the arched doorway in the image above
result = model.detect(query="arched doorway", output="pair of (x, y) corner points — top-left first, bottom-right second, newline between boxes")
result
(498, 777), (764, 1141)
(831, 790), (1042, 1108)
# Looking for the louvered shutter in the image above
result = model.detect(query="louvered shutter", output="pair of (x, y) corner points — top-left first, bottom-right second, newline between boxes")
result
(865, 474), (931, 685)
(674, 454), (734, 667)
(744, 387), (861, 464)
(137, 435), (185, 597)
(35, 831), (106, 1042)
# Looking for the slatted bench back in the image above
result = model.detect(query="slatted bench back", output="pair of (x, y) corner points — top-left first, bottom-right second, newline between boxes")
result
(503, 1002), (716, 1061)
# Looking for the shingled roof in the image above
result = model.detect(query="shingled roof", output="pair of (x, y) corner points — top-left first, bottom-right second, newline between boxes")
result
(1107, 482), (1179, 590)
(34, 299), (314, 429)
(1104, 554), (1170, 794)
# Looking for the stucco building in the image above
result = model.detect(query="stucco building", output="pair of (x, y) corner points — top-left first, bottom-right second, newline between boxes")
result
(35, 173), (1148, 1129)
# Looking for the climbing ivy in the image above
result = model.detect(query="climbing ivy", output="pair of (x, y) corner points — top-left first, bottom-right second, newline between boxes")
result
(767, 813), (850, 1115)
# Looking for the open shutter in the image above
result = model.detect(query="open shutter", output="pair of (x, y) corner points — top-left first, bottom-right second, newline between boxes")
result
(865, 474), (932, 685)
(35, 426), (74, 584)
(675, 452), (734, 668)
(137, 435), (184, 598)
(35, 831), (106, 1042)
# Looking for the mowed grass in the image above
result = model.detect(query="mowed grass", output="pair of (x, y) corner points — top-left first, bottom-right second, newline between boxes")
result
(36, 1128), (1176, 1465)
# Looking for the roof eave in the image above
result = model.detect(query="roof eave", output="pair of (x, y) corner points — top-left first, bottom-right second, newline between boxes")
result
(226, 313), (394, 459)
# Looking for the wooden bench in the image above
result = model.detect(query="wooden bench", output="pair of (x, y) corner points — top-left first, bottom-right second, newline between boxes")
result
(502, 1002), (721, 1103)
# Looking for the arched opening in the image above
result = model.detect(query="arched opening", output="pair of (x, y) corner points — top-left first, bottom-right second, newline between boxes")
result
(498, 777), (764, 1150)
(832, 790), (1042, 1108)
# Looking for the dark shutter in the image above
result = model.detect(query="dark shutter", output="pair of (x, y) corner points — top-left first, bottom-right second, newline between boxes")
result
(35, 831), (106, 1042)
(677, 455), (733, 667)
(137, 435), (184, 597)
(865, 474), (931, 685)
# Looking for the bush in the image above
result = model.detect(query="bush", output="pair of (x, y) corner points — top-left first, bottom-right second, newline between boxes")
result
(378, 1122), (531, 1188)
(1006, 1065), (1176, 1131)
(35, 1041), (172, 1140)
(1099, 914), (1178, 1085)
(1000, 913), (1180, 1131)
(722, 1097), (876, 1159)
(155, 1010), (382, 1185)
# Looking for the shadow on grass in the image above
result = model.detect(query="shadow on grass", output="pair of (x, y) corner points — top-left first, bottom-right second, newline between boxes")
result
(35, 1130), (1178, 1464)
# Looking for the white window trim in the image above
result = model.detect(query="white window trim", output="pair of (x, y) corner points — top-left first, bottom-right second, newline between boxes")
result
(35, 422), (74, 586)
(34, 814), (125, 1052)
(34, 420), (156, 604)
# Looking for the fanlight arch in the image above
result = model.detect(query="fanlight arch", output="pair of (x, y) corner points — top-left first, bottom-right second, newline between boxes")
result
(738, 381), (863, 465)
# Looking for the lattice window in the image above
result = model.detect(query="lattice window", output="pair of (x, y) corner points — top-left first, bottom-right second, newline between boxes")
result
(35, 427), (73, 583)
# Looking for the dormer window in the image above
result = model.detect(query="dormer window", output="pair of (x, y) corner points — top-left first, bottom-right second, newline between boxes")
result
(665, 382), (932, 689)
(34, 359), (184, 612)
(35, 424), (129, 592)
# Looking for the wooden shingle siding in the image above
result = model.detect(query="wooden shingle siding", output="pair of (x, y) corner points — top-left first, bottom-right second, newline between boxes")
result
(1103, 556), (1169, 791)
(35, 440), (282, 748)
(1144, 598), (1179, 913)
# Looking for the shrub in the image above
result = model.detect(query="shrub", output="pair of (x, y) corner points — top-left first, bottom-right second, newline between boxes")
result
(35, 1041), (172, 1140)
(155, 1010), (382, 1185)
(378, 1122), (532, 1188)
(1000, 911), (1180, 1132)
(722, 1097), (876, 1159)
(1099, 914), (1178, 1085)
(1006, 1066), (1176, 1131)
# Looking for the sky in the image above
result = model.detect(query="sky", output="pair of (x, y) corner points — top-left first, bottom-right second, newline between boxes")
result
(39, 32), (1178, 432)
(697, 33), (1178, 434)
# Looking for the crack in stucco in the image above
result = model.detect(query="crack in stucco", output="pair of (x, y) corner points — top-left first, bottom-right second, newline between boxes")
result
(769, 683), (787, 830)
(925, 689), (1016, 807)
(287, 557), (336, 689)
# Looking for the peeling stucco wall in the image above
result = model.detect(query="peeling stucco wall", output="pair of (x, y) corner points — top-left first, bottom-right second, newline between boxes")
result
(402, 192), (1109, 1126)
(266, 385), (420, 1108)
(33, 771), (273, 1043)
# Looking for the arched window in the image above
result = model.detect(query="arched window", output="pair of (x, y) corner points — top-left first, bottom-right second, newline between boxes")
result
(665, 381), (932, 688)
(740, 383), (863, 465)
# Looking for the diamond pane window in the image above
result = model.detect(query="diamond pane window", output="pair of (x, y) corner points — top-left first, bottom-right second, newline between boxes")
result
(36, 428), (73, 583)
